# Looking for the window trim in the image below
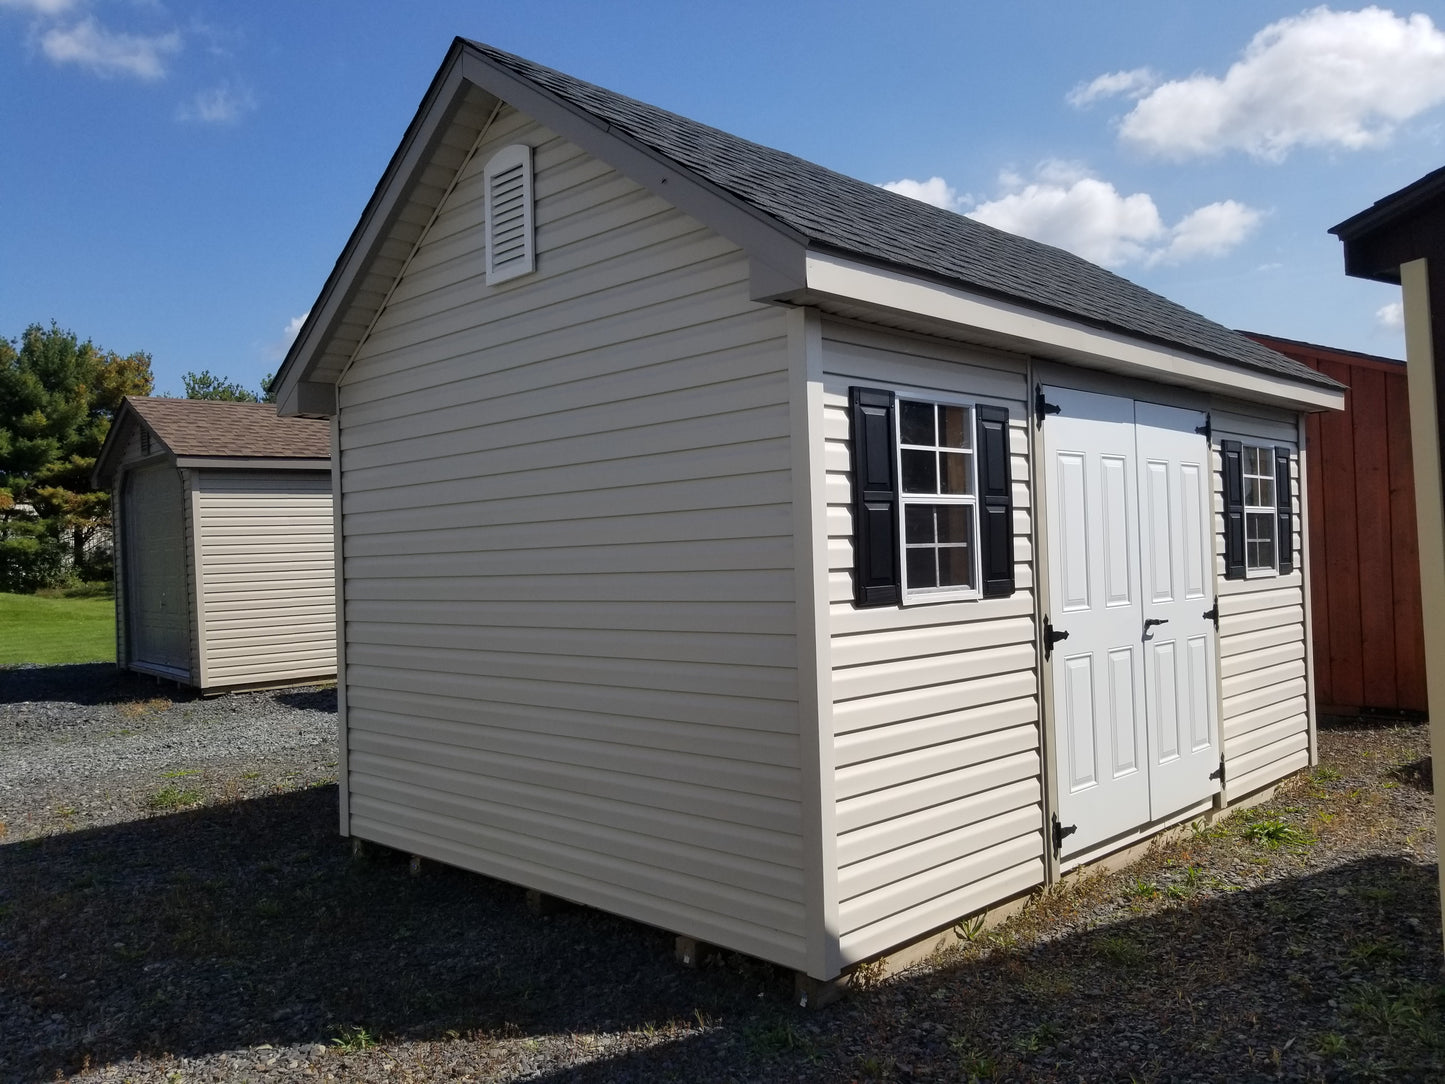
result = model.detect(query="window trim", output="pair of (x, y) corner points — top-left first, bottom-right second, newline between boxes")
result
(894, 391), (981, 604)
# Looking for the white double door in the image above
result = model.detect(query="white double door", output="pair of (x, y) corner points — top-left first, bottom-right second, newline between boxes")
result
(1042, 386), (1219, 858)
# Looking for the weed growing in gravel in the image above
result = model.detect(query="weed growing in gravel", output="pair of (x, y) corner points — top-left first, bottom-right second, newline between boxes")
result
(953, 914), (987, 941)
(1316, 1033), (1348, 1056)
(1125, 878), (1159, 900)
(331, 1025), (379, 1052)
(1094, 934), (1146, 967)
(1240, 815), (1307, 849)
(118, 697), (171, 720)
(744, 1017), (815, 1058)
(948, 1035), (999, 1080)
(147, 785), (201, 811)
(1347, 981), (1442, 1042)
(1348, 939), (1406, 966)
(1312, 765), (1343, 783)
(161, 769), (199, 779)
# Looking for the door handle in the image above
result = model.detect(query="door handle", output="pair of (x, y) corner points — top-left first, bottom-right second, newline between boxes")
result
(1143, 617), (1169, 632)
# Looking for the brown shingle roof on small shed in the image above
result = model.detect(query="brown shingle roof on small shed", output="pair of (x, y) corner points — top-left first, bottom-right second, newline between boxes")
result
(125, 397), (330, 458)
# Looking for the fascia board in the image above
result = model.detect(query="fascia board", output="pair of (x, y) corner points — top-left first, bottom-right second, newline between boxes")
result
(173, 458), (331, 472)
(804, 252), (1347, 414)
(453, 49), (809, 294)
(273, 53), (474, 409)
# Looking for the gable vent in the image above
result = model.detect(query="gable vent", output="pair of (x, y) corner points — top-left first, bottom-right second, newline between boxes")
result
(140, 429), (152, 456)
(484, 143), (535, 285)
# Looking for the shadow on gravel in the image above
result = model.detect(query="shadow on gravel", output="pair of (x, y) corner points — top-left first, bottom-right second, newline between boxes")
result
(273, 687), (337, 713)
(0, 663), (194, 707)
(1, 789), (1441, 1083)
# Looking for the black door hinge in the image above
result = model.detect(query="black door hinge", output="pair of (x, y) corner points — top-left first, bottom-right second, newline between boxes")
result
(1202, 602), (1219, 630)
(1043, 616), (1070, 660)
(1195, 414), (1212, 441)
(1035, 384), (1060, 426)
(1051, 812), (1077, 855)
(1209, 757), (1225, 785)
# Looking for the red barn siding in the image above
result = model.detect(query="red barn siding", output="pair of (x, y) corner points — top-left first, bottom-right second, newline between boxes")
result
(1245, 333), (1426, 715)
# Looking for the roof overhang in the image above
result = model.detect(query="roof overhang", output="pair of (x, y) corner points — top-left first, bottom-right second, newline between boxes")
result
(275, 38), (1341, 419)
(1332, 165), (1445, 283)
(273, 39), (808, 418)
(784, 252), (1346, 413)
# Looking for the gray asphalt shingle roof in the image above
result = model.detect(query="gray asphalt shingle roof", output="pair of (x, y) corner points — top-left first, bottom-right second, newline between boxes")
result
(468, 39), (1337, 390)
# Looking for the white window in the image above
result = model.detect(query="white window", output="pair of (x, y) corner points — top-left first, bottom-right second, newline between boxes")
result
(1243, 444), (1277, 576)
(484, 144), (535, 285)
(897, 396), (978, 601)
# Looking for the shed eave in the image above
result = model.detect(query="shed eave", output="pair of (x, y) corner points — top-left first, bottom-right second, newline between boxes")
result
(799, 251), (1348, 413)
(172, 456), (332, 471)
(273, 39), (810, 415)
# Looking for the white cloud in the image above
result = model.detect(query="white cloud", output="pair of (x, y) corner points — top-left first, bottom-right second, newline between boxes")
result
(957, 162), (1263, 268)
(1101, 6), (1445, 160)
(880, 175), (966, 211)
(40, 16), (179, 80)
(1376, 300), (1404, 330)
(0, 0), (77, 14)
(177, 82), (254, 123)
(1066, 67), (1158, 108)
(283, 312), (308, 346)
(266, 312), (310, 361)
(1163, 200), (1264, 261)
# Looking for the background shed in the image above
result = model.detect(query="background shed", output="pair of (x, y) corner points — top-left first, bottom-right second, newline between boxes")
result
(93, 397), (336, 691)
(1243, 332), (1427, 716)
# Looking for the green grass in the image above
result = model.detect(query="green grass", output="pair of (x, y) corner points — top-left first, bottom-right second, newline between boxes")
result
(0, 590), (115, 665)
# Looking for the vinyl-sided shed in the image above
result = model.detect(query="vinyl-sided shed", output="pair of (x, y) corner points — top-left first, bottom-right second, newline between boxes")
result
(93, 397), (336, 691)
(273, 40), (1345, 982)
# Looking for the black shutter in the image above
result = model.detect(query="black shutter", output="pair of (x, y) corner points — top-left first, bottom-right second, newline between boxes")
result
(849, 387), (900, 607)
(1222, 439), (1245, 580)
(975, 404), (1014, 598)
(1275, 447), (1293, 575)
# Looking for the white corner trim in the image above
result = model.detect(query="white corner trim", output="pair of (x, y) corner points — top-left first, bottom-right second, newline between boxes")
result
(803, 252), (1346, 414)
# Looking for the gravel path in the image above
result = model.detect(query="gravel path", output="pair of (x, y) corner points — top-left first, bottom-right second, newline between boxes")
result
(0, 664), (336, 841)
(1, 665), (1440, 1083)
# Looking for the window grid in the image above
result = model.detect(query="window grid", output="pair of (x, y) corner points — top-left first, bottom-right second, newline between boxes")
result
(1243, 444), (1276, 575)
(897, 399), (978, 599)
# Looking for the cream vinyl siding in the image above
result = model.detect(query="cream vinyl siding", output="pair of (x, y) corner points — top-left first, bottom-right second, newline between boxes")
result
(1213, 409), (1309, 798)
(336, 110), (804, 967)
(820, 327), (1043, 964)
(194, 471), (336, 689)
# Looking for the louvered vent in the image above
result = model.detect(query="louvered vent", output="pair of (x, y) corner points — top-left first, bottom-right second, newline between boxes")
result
(484, 144), (535, 285)
(140, 430), (152, 456)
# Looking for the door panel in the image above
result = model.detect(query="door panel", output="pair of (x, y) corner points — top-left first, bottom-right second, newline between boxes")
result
(1044, 389), (1219, 859)
(1134, 402), (1220, 819)
(1043, 387), (1149, 854)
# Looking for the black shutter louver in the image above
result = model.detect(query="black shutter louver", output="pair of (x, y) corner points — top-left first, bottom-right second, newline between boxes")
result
(849, 387), (900, 607)
(1275, 447), (1293, 575)
(1222, 439), (1245, 580)
(975, 404), (1014, 598)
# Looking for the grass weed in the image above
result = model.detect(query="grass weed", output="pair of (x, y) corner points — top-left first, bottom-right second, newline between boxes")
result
(147, 785), (202, 812)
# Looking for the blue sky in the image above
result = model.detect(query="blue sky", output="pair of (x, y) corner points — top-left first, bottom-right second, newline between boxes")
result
(2, 1), (1442, 397)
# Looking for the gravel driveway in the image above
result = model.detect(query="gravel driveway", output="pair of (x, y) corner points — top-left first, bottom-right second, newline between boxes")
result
(1, 665), (1440, 1083)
